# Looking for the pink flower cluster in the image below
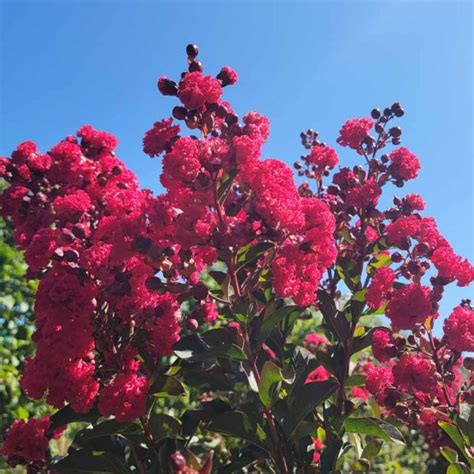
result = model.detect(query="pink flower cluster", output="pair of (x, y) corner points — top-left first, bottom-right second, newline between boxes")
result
(0, 126), (183, 427)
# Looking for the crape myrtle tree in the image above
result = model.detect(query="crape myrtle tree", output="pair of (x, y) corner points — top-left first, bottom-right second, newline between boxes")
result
(0, 44), (473, 473)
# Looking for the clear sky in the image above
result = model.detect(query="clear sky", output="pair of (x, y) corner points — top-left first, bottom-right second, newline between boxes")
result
(1, 0), (472, 328)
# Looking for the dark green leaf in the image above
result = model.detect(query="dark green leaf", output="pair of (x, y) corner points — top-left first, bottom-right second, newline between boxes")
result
(149, 413), (182, 441)
(345, 417), (405, 445)
(149, 375), (186, 397)
(217, 170), (237, 204)
(174, 333), (209, 360)
(54, 451), (131, 474)
(286, 379), (338, 436)
(361, 439), (383, 460)
(258, 361), (282, 408)
(206, 410), (271, 453)
(75, 420), (141, 444)
(48, 405), (99, 434)
(258, 304), (301, 343)
(317, 290), (350, 342)
(336, 255), (361, 291)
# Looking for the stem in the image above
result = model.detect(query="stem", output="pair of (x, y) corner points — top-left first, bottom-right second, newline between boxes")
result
(428, 331), (454, 408)
(131, 442), (145, 474)
(242, 326), (288, 474)
(209, 292), (231, 305)
(229, 254), (242, 298)
(140, 416), (159, 457)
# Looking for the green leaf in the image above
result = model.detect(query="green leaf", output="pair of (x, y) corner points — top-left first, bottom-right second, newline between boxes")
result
(217, 170), (237, 204)
(149, 375), (186, 397)
(317, 290), (350, 342)
(441, 447), (459, 464)
(447, 463), (471, 474)
(54, 451), (131, 474)
(75, 420), (141, 444)
(345, 417), (405, 445)
(174, 333), (209, 360)
(353, 289), (367, 302)
(174, 329), (246, 362)
(258, 304), (301, 343)
(149, 413), (182, 441)
(367, 252), (392, 275)
(439, 422), (474, 467)
(361, 439), (383, 460)
(458, 403), (474, 442)
(48, 405), (100, 434)
(336, 255), (361, 291)
(236, 241), (274, 271)
(345, 375), (365, 387)
(258, 361), (283, 408)
(206, 410), (271, 453)
(286, 379), (338, 435)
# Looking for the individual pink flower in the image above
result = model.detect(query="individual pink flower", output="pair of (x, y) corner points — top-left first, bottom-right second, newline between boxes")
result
(337, 117), (373, 150)
(53, 190), (91, 223)
(366, 267), (395, 309)
(371, 328), (397, 362)
(443, 305), (474, 352)
(404, 193), (425, 210)
(386, 284), (432, 331)
(346, 179), (381, 208)
(178, 71), (222, 109)
(98, 373), (149, 422)
(0, 416), (51, 464)
(389, 147), (420, 180)
(307, 145), (339, 177)
(386, 215), (421, 247)
(365, 364), (394, 404)
(143, 118), (180, 157)
(392, 354), (438, 395)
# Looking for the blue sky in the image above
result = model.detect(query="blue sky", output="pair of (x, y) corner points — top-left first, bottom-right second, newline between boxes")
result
(1, 0), (472, 326)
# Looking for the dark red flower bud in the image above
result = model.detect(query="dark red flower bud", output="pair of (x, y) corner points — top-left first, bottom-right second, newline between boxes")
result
(188, 60), (203, 73)
(371, 108), (381, 119)
(145, 276), (162, 291)
(186, 43), (199, 58)
(157, 76), (178, 96)
(389, 127), (401, 138)
(391, 252), (403, 263)
(64, 249), (79, 262)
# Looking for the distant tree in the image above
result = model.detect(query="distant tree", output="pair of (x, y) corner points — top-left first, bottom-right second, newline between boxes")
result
(0, 181), (43, 436)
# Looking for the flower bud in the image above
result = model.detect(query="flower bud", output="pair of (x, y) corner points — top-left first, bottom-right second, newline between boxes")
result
(186, 43), (199, 58)
(371, 108), (381, 119)
(172, 106), (188, 120)
(157, 76), (178, 96)
(193, 282), (208, 300)
(186, 318), (199, 331)
(170, 451), (187, 471)
(188, 60), (203, 73)
(463, 357), (474, 371)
